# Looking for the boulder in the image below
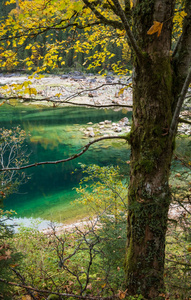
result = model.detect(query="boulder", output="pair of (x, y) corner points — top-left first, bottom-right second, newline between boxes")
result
(86, 127), (94, 131)
(104, 120), (112, 124)
(71, 75), (86, 81)
(89, 131), (95, 137)
(60, 75), (69, 79)
(114, 127), (122, 132)
(120, 117), (129, 125)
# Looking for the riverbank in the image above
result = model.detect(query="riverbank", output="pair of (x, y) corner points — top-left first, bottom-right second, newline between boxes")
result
(5, 200), (190, 236)
(0, 73), (133, 108)
(0, 73), (190, 136)
(1, 72), (190, 138)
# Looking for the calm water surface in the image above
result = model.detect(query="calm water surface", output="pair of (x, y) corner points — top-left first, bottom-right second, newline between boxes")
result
(1, 104), (131, 222)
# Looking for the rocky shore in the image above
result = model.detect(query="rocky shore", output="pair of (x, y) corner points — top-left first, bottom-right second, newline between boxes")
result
(40, 201), (191, 236)
(0, 72), (133, 108)
(1, 72), (190, 136)
(80, 117), (131, 139)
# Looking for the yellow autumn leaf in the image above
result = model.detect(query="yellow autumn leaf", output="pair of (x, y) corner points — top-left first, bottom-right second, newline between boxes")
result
(118, 87), (126, 96)
(130, 0), (133, 9)
(0, 101), (5, 107)
(30, 88), (37, 95)
(147, 21), (163, 37)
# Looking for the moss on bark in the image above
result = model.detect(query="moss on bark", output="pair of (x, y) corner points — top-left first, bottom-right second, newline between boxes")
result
(126, 51), (174, 298)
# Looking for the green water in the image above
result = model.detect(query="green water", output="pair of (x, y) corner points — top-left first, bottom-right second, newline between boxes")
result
(1, 104), (131, 222)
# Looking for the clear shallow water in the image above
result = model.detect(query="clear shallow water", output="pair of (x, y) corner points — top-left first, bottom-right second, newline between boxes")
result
(4, 217), (61, 233)
(1, 104), (131, 222)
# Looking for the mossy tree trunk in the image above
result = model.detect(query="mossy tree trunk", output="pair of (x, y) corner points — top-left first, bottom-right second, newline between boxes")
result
(126, 57), (174, 298)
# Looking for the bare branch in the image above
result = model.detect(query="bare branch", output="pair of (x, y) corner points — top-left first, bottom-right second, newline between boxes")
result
(1, 81), (133, 108)
(0, 136), (128, 172)
(58, 82), (130, 103)
(0, 278), (116, 299)
(165, 258), (191, 267)
(169, 67), (191, 137)
(1, 96), (132, 109)
(172, 0), (191, 82)
(178, 117), (191, 126)
(61, 102), (133, 109)
(172, 34), (182, 58)
(10, 268), (38, 300)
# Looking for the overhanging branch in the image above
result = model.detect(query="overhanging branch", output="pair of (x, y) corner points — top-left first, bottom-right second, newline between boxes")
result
(0, 136), (128, 172)
(56, 81), (130, 103)
(1, 96), (132, 109)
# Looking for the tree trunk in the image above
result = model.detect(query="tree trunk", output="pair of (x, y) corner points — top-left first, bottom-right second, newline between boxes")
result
(125, 1), (175, 298)
(126, 55), (174, 298)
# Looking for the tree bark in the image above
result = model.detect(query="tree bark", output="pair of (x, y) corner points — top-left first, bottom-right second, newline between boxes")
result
(125, 0), (176, 298)
(126, 55), (174, 298)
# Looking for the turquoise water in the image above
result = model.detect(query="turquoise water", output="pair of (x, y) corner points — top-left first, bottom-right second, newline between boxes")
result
(1, 104), (131, 222)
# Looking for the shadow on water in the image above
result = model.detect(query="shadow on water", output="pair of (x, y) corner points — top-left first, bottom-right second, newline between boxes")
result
(1, 104), (131, 222)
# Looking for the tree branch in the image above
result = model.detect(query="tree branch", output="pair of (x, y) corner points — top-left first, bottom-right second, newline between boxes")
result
(82, 0), (124, 30)
(1, 96), (132, 109)
(165, 258), (191, 268)
(10, 268), (38, 300)
(178, 117), (191, 125)
(1, 81), (133, 109)
(0, 278), (116, 299)
(82, 0), (142, 62)
(111, 0), (142, 63)
(169, 67), (191, 137)
(172, 34), (182, 58)
(172, 0), (191, 83)
(55, 81), (130, 103)
(0, 136), (128, 172)
(0, 18), (101, 42)
(62, 102), (132, 108)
